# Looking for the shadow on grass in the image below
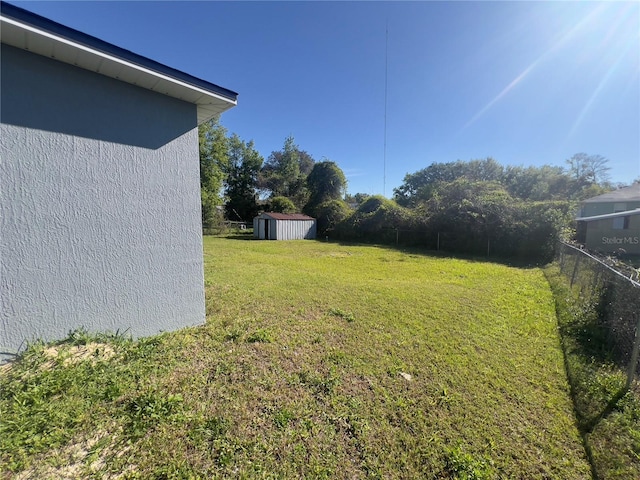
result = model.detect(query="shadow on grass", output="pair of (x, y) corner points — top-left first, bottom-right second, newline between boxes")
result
(567, 279), (634, 371)
(222, 234), (255, 241)
(582, 387), (628, 434)
(203, 233), (255, 241)
(205, 230), (544, 268)
(322, 238), (542, 269)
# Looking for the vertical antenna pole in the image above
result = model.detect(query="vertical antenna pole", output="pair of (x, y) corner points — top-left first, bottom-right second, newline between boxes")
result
(383, 21), (388, 197)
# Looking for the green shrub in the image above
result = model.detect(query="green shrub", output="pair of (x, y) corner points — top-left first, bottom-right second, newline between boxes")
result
(334, 196), (423, 244)
(311, 199), (352, 235)
(268, 196), (297, 213)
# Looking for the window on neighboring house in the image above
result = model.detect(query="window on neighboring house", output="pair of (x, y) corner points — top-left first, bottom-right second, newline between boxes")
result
(612, 203), (628, 230)
(613, 216), (630, 230)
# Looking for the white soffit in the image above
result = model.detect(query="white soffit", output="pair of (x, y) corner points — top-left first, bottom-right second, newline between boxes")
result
(577, 208), (640, 222)
(1, 13), (237, 124)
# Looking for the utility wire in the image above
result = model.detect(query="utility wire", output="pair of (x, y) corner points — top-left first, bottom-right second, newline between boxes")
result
(383, 21), (388, 197)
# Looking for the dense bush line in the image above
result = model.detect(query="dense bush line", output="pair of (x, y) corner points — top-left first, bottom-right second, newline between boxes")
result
(320, 155), (630, 262)
(327, 192), (573, 263)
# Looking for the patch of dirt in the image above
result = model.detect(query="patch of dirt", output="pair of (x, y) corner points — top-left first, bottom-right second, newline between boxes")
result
(40, 343), (116, 371)
(1, 343), (118, 377)
(12, 427), (133, 480)
(328, 251), (353, 258)
(0, 362), (12, 376)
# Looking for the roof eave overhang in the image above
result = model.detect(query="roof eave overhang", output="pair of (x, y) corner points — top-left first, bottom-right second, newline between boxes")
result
(0, 3), (237, 124)
(577, 208), (640, 222)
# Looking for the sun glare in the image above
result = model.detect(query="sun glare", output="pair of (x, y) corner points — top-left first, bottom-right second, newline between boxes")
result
(460, 2), (639, 134)
(567, 2), (640, 137)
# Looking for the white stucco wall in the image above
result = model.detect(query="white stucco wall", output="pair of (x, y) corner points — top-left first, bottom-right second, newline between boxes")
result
(1, 45), (205, 359)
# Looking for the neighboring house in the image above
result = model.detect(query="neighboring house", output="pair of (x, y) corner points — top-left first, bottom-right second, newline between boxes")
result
(576, 184), (640, 255)
(253, 213), (317, 240)
(0, 2), (237, 360)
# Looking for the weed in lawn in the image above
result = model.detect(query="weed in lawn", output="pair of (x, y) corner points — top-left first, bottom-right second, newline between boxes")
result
(63, 327), (127, 346)
(272, 408), (295, 429)
(443, 444), (495, 480)
(224, 329), (243, 342)
(189, 416), (229, 445)
(294, 368), (341, 396)
(329, 307), (355, 323)
(246, 328), (273, 343)
(125, 392), (184, 437)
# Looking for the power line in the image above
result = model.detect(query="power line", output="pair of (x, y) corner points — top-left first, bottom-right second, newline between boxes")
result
(383, 21), (388, 197)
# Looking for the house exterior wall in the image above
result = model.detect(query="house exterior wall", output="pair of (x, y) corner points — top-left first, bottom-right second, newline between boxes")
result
(1, 45), (205, 359)
(584, 214), (640, 255)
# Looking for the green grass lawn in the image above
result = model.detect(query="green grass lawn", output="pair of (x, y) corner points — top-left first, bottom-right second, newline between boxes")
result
(1, 237), (591, 478)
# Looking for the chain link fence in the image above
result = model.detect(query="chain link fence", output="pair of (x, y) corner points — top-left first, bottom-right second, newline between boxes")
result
(557, 242), (640, 385)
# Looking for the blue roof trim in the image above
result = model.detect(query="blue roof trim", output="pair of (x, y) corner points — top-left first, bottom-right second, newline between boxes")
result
(0, 1), (238, 102)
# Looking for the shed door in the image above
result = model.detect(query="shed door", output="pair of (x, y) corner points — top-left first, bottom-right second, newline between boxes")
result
(264, 219), (270, 239)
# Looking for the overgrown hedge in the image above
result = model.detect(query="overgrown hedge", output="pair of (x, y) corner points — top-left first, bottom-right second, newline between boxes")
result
(329, 195), (574, 263)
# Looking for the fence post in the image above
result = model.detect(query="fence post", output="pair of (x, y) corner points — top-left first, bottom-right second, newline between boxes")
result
(627, 313), (640, 391)
(590, 270), (602, 305)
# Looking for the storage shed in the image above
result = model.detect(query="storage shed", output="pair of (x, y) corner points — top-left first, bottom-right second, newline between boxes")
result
(253, 213), (317, 240)
(0, 2), (237, 360)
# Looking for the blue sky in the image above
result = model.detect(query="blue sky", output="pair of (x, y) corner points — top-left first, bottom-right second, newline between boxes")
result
(12, 1), (640, 195)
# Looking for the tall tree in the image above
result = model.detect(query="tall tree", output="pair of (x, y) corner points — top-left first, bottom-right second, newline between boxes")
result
(393, 158), (504, 207)
(303, 161), (348, 232)
(305, 161), (347, 208)
(259, 135), (315, 208)
(199, 116), (229, 228)
(199, 116), (228, 198)
(224, 135), (263, 222)
(503, 164), (570, 201)
(566, 153), (611, 184)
